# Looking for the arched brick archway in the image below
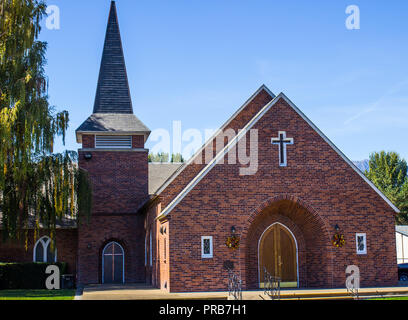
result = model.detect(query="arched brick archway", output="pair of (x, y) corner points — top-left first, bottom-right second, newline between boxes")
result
(241, 195), (334, 289)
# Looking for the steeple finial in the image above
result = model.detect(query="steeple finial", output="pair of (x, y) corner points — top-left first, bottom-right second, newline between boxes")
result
(93, 1), (133, 114)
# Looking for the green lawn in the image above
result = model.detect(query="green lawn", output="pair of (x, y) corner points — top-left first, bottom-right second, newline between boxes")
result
(0, 289), (75, 300)
(369, 296), (408, 300)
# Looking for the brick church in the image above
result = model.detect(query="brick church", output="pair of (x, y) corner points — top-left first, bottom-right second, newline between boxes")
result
(0, 1), (400, 292)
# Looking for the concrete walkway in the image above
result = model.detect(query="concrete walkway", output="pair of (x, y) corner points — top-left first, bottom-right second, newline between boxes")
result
(79, 284), (408, 300)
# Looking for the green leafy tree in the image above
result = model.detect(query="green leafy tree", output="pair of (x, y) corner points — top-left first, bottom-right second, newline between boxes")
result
(364, 151), (408, 224)
(148, 152), (185, 163)
(0, 0), (92, 245)
(171, 153), (184, 163)
(148, 152), (169, 163)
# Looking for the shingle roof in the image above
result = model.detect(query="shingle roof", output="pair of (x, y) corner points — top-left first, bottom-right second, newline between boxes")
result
(76, 113), (150, 134)
(76, 1), (150, 141)
(148, 163), (183, 195)
(93, 1), (132, 114)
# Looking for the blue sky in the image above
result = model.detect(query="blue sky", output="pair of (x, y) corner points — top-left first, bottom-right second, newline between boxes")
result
(40, 0), (408, 161)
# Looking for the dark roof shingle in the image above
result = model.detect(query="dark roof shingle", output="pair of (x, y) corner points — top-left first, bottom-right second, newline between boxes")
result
(76, 113), (150, 134)
(148, 163), (183, 195)
(93, 1), (133, 114)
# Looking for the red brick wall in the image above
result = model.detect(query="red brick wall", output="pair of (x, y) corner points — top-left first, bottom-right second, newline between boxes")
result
(161, 97), (397, 292)
(144, 202), (171, 290)
(132, 135), (145, 149)
(0, 229), (78, 275)
(159, 88), (274, 209)
(81, 134), (145, 149)
(79, 150), (148, 214)
(77, 133), (149, 284)
(82, 134), (95, 148)
(77, 215), (145, 284)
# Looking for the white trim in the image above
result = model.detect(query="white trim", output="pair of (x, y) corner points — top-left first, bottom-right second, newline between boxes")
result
(257, 222), (299, 288)
(33, 236), (57, 263)
(280, 93), (399, 213)
(157, 94), (279, 219)
(144, 234), (147, 266)
(157, 92), (399, 220)
(102, 241), (125, 284)
(149, 231), (153, 267)
(154, 85), (275, 195)
(201, 236), (213, 259)
(271, 131), (294, 167)
(356, 233), (367, 255)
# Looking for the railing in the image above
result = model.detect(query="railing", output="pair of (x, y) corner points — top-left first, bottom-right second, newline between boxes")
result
(227, 269), (242, 300)
(347, 285), (359, 300)
(263, 267), (281, 300)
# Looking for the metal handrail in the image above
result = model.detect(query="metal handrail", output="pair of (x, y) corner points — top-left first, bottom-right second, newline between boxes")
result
(227, 269), (242, 300)
(263, 267), (281, 300)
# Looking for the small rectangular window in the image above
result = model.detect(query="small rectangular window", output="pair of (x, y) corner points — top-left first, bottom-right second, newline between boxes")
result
(356, 233), (367, 255)
(201, 236), (213, 259)
(95, 135), (132, 149)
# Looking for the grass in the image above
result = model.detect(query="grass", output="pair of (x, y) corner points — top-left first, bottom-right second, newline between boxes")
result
(368, 296), (408, 300)
(0, 289), (76, 300)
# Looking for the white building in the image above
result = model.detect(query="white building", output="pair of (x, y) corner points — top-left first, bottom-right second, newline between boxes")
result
(396, 226), (408, 264)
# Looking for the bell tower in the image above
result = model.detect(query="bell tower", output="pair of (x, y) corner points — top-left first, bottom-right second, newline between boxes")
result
(75, 1), (150, 284)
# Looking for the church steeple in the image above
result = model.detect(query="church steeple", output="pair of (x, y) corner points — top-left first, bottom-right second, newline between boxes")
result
(93, 1), (133, 114)
(76, 1), (150, 143)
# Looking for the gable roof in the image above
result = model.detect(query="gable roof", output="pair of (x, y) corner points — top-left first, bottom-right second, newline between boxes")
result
(154, 84), (275, 195)
(148, 163), (183, 195)
(157, 92), (400, 220)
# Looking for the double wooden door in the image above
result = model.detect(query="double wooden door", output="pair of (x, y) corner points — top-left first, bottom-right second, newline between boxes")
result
(259, 224), (297, 287)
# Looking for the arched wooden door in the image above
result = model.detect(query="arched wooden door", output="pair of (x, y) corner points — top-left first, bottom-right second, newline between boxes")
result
(102, 242), (125, 284)
(259, 223), (298, 288)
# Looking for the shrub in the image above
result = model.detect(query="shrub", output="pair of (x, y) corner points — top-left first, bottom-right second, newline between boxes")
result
(0, 262), (67, 289)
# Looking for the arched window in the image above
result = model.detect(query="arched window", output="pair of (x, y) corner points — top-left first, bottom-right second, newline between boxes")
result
(33, 236), (57, 263)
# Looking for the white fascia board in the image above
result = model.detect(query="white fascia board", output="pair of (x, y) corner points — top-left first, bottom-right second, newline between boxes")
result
(279, 93), (400, 214)
(157, 94), (281, 220)
(154, 84), (275, 196)
(157, 92), (400, 220)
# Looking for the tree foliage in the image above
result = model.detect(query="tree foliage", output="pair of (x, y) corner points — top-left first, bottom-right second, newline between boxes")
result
(0, 0), (92, 245)
(364, 151), (408, 224)
(148, 152), (185, 163)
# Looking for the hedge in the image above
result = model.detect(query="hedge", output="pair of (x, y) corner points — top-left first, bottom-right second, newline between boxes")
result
(0, 262), (67, 289)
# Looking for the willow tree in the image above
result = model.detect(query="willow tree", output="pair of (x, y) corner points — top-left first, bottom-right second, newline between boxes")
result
(0, 0), (92, 245)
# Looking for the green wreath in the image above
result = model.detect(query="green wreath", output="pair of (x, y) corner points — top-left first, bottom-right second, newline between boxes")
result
(226, 235), (240, 250)
(332, 233), (345, 248)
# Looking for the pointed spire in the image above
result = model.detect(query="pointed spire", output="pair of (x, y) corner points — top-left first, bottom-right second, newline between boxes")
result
(93, 1), (133, 114)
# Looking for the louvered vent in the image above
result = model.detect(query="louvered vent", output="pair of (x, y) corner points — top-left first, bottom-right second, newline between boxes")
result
(95, 135), (132, 149)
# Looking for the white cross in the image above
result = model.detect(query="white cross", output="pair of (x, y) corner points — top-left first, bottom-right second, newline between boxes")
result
(271, 131), (294, 167)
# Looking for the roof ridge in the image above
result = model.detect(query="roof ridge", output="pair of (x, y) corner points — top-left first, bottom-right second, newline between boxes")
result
(157, 93), (399, 220)
(154, 85), (275, 195)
